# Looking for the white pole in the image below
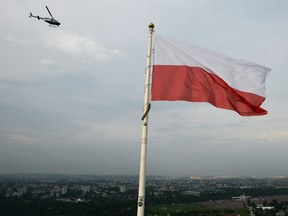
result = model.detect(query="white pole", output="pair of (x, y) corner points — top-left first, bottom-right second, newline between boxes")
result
(137, 23), (154, 216)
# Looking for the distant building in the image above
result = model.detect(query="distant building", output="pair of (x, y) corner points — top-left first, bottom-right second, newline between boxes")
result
(119, 186), (126, 193)
(276, 210), (285, 216)
(182, 191), (200, 196)
(190, 176), (203, 180)
(258, 206), (274, 210)
(61, 186), (68, 195)
(5, 188), (13, 197)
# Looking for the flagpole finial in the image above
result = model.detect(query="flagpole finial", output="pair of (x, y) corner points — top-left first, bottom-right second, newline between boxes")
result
(149, 23), (154, 30)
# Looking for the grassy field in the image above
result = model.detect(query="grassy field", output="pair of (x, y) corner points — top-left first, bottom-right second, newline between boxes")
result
(146, 202), (249, 215)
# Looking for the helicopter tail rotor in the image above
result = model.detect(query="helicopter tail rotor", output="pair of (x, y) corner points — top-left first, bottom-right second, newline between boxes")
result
(29, 12), (32, 18)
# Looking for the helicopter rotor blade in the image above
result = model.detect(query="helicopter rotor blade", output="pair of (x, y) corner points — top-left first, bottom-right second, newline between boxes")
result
(45, 6), (54, 19)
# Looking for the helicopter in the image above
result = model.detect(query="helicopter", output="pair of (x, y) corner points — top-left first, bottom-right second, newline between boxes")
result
(29, 6), (60, 27)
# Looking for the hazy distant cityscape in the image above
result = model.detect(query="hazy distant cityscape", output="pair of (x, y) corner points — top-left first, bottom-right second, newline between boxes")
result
(1, 174), (288, 215)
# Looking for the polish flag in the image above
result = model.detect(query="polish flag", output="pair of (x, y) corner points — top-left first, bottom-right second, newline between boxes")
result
(151, 35), (271, 116)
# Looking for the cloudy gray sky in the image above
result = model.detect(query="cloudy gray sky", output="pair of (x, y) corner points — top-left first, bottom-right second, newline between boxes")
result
(0, 0), (287, 176)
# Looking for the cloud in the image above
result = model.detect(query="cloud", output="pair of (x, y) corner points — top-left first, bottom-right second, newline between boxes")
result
(254, 130), (288, 143)
(1, 33), (31, 44)
(40, 59), (57, 66)
(44, 30), (125, 61)
(0, 131), (37, 145)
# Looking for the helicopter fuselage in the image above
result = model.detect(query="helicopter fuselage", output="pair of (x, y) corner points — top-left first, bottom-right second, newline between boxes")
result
(43, 18), (60, 26)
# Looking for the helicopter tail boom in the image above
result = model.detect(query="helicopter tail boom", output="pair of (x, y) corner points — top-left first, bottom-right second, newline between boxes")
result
(29, 13), (43, 20)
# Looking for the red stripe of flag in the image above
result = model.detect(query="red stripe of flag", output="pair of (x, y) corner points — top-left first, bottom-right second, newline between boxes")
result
(151, 65), (267, 116)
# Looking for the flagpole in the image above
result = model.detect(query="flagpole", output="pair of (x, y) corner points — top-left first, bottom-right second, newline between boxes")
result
(137, 23), (154, 216)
